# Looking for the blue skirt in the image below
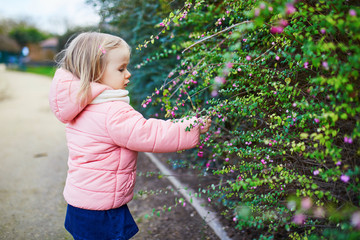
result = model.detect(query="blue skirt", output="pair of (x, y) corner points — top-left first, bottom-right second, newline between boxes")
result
(65, 204), (139, 240)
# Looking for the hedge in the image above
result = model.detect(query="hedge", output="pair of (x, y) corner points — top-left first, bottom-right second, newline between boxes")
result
(135, 0), (360, 239)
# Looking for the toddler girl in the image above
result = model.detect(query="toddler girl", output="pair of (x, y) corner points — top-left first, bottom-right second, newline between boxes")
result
(49, 32), (211, 240)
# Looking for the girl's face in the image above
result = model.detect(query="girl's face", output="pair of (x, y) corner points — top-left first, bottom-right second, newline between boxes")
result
(100, 46), (131, 90)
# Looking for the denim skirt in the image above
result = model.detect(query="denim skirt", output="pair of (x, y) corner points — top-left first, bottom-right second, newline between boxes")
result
(65, 204), (139, 240)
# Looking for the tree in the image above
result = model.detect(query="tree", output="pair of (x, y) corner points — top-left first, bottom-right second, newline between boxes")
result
(9, 25), (49, 47)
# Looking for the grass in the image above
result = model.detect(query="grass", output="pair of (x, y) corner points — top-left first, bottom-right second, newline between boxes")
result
(25, 66), (56, 77)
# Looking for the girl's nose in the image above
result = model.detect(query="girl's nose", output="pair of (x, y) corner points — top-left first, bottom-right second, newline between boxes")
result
(126, 70), (131, 79)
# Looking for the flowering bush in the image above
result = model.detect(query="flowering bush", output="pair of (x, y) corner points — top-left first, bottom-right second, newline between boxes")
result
(135, 0), (360, 238)
(90, 0), (359, 238)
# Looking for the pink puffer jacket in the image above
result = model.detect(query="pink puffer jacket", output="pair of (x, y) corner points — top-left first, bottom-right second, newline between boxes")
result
(49, 68), (200, 210)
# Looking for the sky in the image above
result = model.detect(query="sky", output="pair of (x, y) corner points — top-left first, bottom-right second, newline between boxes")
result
(0, 0), (101, 34)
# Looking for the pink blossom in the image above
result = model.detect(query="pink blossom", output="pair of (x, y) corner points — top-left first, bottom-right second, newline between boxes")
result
(344, 136), (353, 144)
(225, 158), (229, 162)
(304, 62), (309, 68)
(261, 159), (267, 165)
(292, 213), (306, 225)
(246, 55), (251, 61)
(254, 8), (260, 17)
(349, 9), (356, 16)
(322, 61), (329, 70)
(192, 71), (198, 75)
(155, 90), (160, 95)
(211, 90), (218, 97)
(208, 198), (211, 202)
(275, 55), (280, 60)
(243, 38), (247, 42)
(336, 161), (342, 166)
(270, 26), (284, 34)
(301, 197), (312, 210)
(226, 62), (234, 68)
(287, 200), (296, 210)
(314, 118), (320, 123)
(198, 151), (203, 157)
(215, 76), (226, 84)
(279, 19), (289, 27)
(237, 68), (242, 72)
(351, 211), (360, 229)
(320, 28), (326, 34)
(206, 162), (210, 168)
(313, 170), (319, 175)
(268, 6), (273, 11)
(286, 3), (296, 15)
(159, 22), (165, 27)
(314, 207), (325, 218)
(233, 217), (237, 222)
(340, 175), (350, 183)
(238, 176), (242, 181)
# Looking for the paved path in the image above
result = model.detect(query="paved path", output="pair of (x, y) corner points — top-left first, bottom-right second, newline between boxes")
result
(0, 69), (71, 239)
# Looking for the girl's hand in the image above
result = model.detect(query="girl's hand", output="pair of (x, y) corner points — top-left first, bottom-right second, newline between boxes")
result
(199, 117), (212, 134)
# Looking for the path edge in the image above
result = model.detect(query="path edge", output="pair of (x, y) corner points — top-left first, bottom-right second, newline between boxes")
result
(143, 152), (232, 240)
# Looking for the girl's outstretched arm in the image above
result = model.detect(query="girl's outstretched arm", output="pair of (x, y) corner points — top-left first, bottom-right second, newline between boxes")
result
(107, 102), (202, 153)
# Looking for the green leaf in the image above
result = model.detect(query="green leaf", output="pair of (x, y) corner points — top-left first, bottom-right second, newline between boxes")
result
(300, 133), (309, 139)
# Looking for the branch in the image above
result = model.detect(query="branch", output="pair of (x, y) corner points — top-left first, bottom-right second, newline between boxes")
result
(182, 20), (253, 53)
(253, 43), (277, 61)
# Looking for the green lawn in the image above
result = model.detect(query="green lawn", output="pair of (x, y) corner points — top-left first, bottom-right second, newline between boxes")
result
(25, 66), (56, 77)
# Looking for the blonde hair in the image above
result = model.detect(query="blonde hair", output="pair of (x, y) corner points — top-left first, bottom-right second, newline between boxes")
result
(56, 32), (130, 103)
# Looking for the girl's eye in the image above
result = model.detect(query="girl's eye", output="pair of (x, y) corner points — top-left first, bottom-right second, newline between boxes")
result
(119, 69), (125, 72)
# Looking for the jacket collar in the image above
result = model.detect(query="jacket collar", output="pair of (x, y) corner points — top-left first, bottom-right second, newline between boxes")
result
(90, 89), (130, 104)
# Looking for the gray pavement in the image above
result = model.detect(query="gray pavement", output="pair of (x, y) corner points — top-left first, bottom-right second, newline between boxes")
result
(0, 69), (71, 240)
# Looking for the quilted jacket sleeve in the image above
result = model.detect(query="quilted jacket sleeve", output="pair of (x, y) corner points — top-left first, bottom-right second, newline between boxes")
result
(107, 102), (200, 153)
